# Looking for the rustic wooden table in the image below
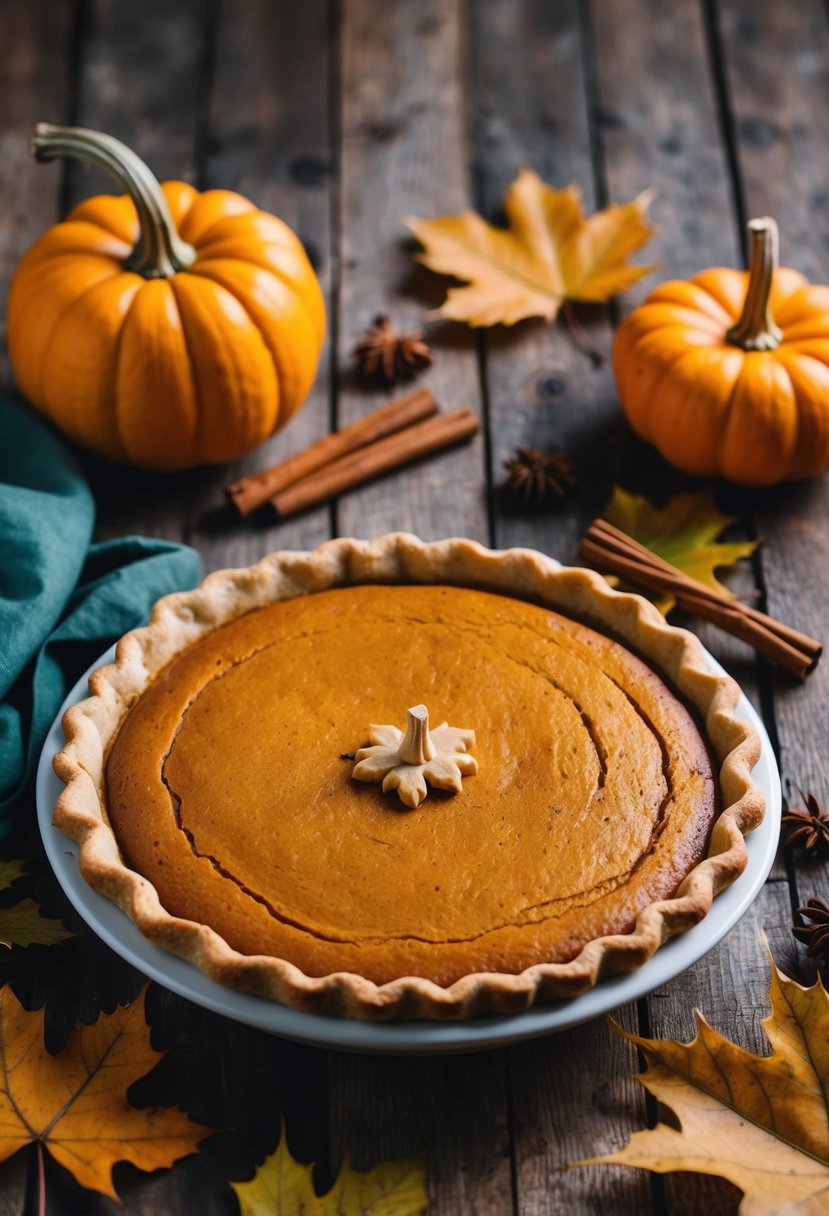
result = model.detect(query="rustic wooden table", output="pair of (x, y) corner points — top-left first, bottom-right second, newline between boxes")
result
(1, 0), (826, 1211)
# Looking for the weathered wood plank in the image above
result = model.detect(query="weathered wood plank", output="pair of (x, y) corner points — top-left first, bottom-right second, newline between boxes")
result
(336, 0), (487, 542)
(0, 0), (72, 390)
(471, 0), (619, 561)
(716, 0), (829, 904)
(178, 0), (335, 570)
(0, 6), (72, 1210)
(510, 1003), (653, 1214)
(469, 3), (655, 1212)
(329, 1048), (513, 1215)
(63, 0), (207, 207)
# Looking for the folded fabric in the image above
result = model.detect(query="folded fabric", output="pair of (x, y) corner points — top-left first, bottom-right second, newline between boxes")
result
(0, 397), (200, 839)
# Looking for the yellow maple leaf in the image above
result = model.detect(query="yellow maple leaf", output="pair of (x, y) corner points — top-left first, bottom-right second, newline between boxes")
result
(0, 859), (72, 949)
(581, 951), (829, 1214)
(406, 169), (655, 327)
(603, 487), (756, 615)
(232, 1126), (429, 1215)
(0, 985), (213, 1201)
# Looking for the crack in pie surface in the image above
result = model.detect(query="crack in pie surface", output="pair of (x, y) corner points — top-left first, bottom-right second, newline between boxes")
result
(54, 535), (764, 1020)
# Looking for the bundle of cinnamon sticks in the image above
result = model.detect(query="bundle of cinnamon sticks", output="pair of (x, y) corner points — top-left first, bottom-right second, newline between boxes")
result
(579, 518), (821, 679)
(227, 388), (478, 519)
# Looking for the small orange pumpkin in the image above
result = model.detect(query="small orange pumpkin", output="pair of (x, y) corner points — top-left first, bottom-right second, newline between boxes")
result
(612, 218), (829, 485)
(7, 124), (325, 470)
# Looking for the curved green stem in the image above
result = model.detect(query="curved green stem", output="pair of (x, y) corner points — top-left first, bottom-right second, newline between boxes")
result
(32, 123), (196, 278)
(726, 216), (783, 352)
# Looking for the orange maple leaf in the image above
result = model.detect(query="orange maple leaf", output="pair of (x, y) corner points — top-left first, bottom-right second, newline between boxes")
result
(0, 985), (213, 1201)
(407, 169), (656, 326)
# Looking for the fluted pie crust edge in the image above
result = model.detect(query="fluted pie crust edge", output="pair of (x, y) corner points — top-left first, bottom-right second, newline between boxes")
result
(53, 533), (764, 1021)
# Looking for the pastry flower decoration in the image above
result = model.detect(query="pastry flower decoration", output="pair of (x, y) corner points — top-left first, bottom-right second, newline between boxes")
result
(352, 704), (477, 809)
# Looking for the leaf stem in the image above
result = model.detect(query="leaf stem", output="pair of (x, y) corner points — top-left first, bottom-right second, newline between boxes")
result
(561, 302), (606, 366)
(37, 1139), (45, 1216)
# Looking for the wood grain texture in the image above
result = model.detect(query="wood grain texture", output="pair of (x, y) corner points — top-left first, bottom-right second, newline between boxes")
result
(336, 0), (487, 541)
(590, 0), (739, 298)
(510, 1003), (655, 1214)
(184, 0), (335, 569)
(0, 7), (71, 1210)
(716, 0), (829, 899)
(63, 0), (207, 205)
(471, 0), (619, 559)
(330, 1049), (513, 1216)
(0, 0), (71, 390)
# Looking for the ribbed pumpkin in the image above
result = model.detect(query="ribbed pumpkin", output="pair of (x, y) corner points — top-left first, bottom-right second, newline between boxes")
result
(612, 217), (829, 486)
(7, 125), (325, 470)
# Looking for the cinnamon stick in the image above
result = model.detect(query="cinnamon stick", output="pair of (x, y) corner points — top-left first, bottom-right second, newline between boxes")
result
(586, 519), (821, 659)
(579, 519), (821, 679)
(271, 408), (480, 519)
(226, 387), (438, 516)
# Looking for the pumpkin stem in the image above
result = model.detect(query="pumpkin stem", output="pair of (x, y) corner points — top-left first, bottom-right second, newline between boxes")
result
(31, 123), (197, 278)
(397, 706), (436, 766)
(725, 217), (783, 352)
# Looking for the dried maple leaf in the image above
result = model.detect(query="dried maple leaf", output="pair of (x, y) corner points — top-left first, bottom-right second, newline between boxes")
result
(0, 859), (72, 949)
(231, 1126), (428, 1215)
(0, 985), (212, 1201)
(603, 487), (756, 615)
(581, 950), (829, 1213)
(407, 169), (655, 327)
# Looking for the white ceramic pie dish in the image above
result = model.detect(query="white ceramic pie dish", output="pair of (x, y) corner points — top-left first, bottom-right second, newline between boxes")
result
(37, 590), (780, 1053)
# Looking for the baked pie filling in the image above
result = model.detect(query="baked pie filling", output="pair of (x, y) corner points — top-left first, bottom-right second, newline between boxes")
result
(104, 583), (716, 987)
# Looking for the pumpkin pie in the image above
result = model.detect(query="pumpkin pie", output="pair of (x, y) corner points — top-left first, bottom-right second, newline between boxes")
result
(54, 534), (764, 1019)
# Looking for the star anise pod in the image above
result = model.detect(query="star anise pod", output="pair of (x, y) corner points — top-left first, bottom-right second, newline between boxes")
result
(503, 446), (576, 508)
(353, 314), (432, 385)
(793, 897), (829, 960)
(782, 792), (829, 855)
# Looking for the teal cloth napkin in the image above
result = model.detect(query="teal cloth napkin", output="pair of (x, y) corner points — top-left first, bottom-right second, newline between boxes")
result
(0, 398), (201, 839)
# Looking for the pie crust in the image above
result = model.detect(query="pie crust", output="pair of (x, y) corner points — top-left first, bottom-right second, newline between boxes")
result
(54, 533), (764, 1020)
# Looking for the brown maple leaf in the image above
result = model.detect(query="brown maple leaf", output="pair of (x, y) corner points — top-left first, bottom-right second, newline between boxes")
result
(580, 948), (829, 1212)
(407, 168), (655, 327)
(0, 985), (213, 1202)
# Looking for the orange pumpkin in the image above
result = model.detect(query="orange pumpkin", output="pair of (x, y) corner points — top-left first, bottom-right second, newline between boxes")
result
(612, 217), (829, 485)
(7, 124), (325, 470)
